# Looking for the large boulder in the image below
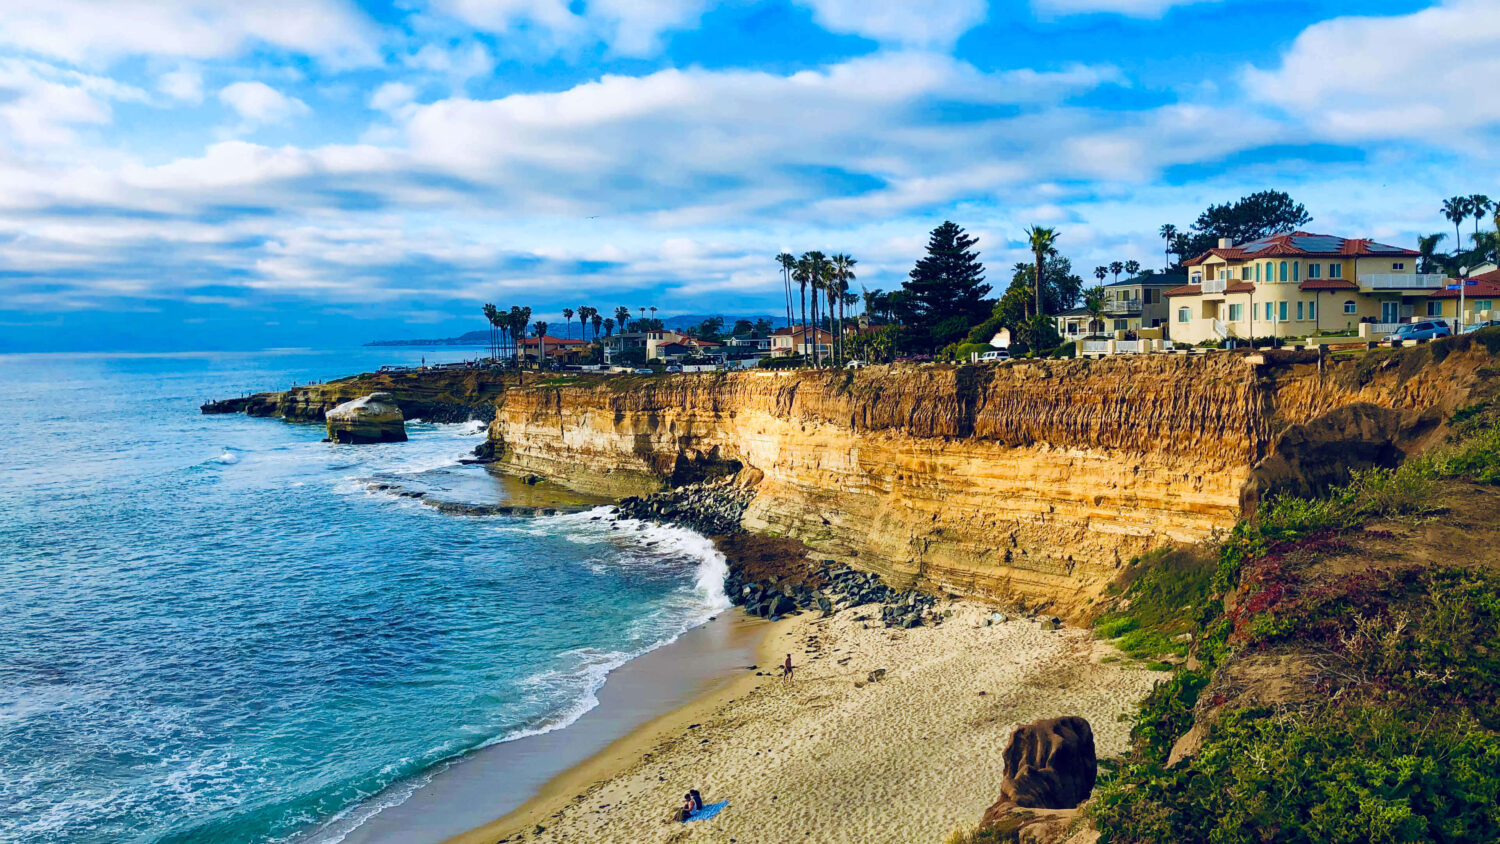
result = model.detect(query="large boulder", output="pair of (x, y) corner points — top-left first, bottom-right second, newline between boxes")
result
(983, 716), (1097, 821)
(326, 393), (407, 444)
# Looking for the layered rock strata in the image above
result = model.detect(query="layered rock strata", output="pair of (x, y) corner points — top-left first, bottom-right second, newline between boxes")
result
(488, 341), (1498, 615)
(326, 393), (406, 443)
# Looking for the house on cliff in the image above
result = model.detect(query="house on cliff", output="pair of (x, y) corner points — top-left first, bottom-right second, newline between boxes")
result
(1055, 271), (1185, 340)
(770, 326), (833, 358)
(518, 335), (586, 362)
(1166, 232), (1445, 344)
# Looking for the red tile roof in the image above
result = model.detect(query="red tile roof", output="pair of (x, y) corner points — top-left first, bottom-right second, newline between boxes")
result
(1164, 284), (1202, 297)
(1224, 282), (1256, 293)
(1428, 271), (1500, 299)
(519, 335), (586, 346)
(1183, 231), (1419, 266)
(1298, 278), (1360, 291)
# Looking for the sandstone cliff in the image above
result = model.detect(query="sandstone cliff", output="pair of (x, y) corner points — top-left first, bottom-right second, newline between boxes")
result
(487, 340), (1499, 615)
(203, 369), (517, 423)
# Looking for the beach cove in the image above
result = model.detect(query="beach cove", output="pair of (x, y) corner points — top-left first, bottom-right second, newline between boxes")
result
(448, 601), (1158, 844)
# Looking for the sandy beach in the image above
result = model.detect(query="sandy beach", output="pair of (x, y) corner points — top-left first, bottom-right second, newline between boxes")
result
(448, 600), (1160, 844)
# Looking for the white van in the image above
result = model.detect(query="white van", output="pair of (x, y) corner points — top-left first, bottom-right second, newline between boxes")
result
(978, 350), (1010, 363)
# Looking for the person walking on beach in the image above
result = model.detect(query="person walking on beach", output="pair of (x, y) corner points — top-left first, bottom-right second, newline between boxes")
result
(782, 653), (794, 682)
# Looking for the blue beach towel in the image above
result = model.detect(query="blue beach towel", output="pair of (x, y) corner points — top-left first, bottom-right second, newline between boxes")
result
(684, 800), (729, 822)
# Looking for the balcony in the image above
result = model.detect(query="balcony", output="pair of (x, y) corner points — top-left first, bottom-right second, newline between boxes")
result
(1103, 300), (1143, 317)
(1201, 277), (1228, 294)
(1359, 273), (1447, 291)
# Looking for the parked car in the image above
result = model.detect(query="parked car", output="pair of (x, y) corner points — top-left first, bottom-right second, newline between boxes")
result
(845, 360), (866, 369)
(634, 368), (654, 374)
(665, 365), (683, 373)
(1384, 321), (1452, 343)
(978, 350), (1011, 363)
(1462, 320), (1500, 334)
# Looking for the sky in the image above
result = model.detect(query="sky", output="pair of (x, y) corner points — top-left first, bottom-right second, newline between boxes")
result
(1, 0), (1497, 351)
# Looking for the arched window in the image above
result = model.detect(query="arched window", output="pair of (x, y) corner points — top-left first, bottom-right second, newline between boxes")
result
(1293, 262), (1300, 282)
(1266, 262), (1274, 282)
(1343, 300), (1357, 315)
(1279, 261), (1289, 282)
(1255, 263), (1261, 282)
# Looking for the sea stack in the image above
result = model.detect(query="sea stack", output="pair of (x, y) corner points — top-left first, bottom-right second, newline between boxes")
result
(325, 393), (407, 444)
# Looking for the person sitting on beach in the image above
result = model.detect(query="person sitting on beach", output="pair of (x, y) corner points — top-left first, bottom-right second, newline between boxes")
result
(689, 788), (704, 811)
(782, 653), (794, 682)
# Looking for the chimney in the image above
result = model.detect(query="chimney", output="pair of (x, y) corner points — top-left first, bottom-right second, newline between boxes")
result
(1218, 237), (1233, 249)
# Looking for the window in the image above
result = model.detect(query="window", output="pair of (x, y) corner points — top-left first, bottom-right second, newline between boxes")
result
(1330, 263), (1343, 279)
(1255, 263), (1261, 282)
(1476, 300), (1494, 312)
(1278, 301), (1288, 321)
(1265, 302), (1273, 320)
(1177, 307), (1190, 323)
(1243, 267), (1252, 281)
(1266, 262), (1274, 281)
(1309, 301), (1317, 320)
(1228, 303), (1243, 321)
(1293, 262), (1300, 282)
(1113, 319), (1128, 331)
(1393, 262), (1405, 270)
(1297, 301), (1304, 320)
(1191, 272), (1202, 284)
(1279, 261), (1289, 282)
(1343, 300), (1357, 315)
(1427, 300), (1443, 317)
(1308, 263), (1321, 279)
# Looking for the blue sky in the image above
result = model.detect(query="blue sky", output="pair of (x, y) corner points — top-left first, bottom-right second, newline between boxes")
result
(1, 0), (1496, 351)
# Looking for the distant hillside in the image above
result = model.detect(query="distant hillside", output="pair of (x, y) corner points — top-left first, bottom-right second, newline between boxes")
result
(366, 330), (490, 347)
(367, 315), (791, 346)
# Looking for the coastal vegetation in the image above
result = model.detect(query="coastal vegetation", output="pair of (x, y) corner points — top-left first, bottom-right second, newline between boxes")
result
(1084, 357), (1500, 844)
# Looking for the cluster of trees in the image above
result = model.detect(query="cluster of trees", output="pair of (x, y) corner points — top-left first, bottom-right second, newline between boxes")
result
(1430, 195), (1499, 275)
(480, 302), (673, 366)
(1158, 191), (1314, 267)
(1093, 260), (1141, 284)
(774, 250), (861, 366)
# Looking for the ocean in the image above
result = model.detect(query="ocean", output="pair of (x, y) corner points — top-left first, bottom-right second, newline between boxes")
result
(0, 349), (731, 844)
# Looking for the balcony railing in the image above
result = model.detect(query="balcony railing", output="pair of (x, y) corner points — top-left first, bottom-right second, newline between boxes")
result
(1201, 277), (1228, 294)
(1103, 301), (1143, 316)
(1359, 273), (1447, 291)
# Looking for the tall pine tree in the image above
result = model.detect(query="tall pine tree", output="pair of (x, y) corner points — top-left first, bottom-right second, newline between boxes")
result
(896, 221), (990, 353)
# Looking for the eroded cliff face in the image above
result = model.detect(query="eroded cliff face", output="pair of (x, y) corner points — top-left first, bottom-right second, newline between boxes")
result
(488, 342), (1497, 615)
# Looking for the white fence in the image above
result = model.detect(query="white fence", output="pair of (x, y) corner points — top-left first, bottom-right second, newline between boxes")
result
(1359, 273), (1447, 290)
(1080, 339), (1110, 356)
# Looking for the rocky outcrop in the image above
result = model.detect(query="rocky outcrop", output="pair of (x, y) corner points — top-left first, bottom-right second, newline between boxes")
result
(203, 369), (515, 423)
(326, 393), (406, 443)
(987, 716), (1098, 814)
(487, 343), (1497, 615)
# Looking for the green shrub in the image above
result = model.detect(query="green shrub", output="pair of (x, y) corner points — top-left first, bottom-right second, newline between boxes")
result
(757, 355), (805, 370)
(1095, 706), (1500, 844)
(1429, 425), (1500, 484)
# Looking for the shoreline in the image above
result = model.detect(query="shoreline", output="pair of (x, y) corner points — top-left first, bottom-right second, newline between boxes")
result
(324, 612), (773, 844)
(445, 600), (1161, 844)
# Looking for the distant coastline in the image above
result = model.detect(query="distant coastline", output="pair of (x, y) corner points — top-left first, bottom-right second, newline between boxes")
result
(366, 314), (789, 347)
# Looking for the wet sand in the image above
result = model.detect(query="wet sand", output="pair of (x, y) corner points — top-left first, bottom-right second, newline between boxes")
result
(321, 613), (770, 844)
(447, 600), (1159, 844)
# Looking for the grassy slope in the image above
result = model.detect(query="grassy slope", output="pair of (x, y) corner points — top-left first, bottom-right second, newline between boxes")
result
(1087, 379), (1500, 843)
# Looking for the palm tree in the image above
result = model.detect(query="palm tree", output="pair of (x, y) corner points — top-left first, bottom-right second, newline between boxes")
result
(561, 308), (574, 340)
(1094, 266), (1108, 284)
(1108, 260), (1124, 283)
(1026, 227), (1059, 319)
(648, 306), (657, 328)
(1444, 197), (1471, 255)
(793, 254), (813, 363)
(603, 317), (615, 337)
(777, 252), (796, 334)
(1083, 285), (1107, 337)
(1418, 233), (1448, 275)
(1471, 195), (1493, 241)
(638, 306), (645, 328)
(615, 306), (631, 332)
(591, 311), (603, 341)
(1124, 259), (1140, 278)
(578, 306), (596, 342)
(1159, 224), (1178, 267)
(482, 303), (498, 361)
(830, 254), (856, 362)
(802, 251), (828, 365)
(534, 321), (548, 367)
(508, 306), (531, 366)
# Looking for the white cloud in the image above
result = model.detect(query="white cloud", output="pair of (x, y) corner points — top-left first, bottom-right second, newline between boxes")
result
(218, 81), (310, 126)
(0, 58), (147, 147)
(0, 1), (379, 66)
(158, 66), (204, 104)
(430, 0), (708, 57)
(1242, 0), (1500, 143)
(1032, 0), (1221, 17)
(794, 0), (987, 47)
(370, 82), (417, 112)
(407, 41), (496, 84)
